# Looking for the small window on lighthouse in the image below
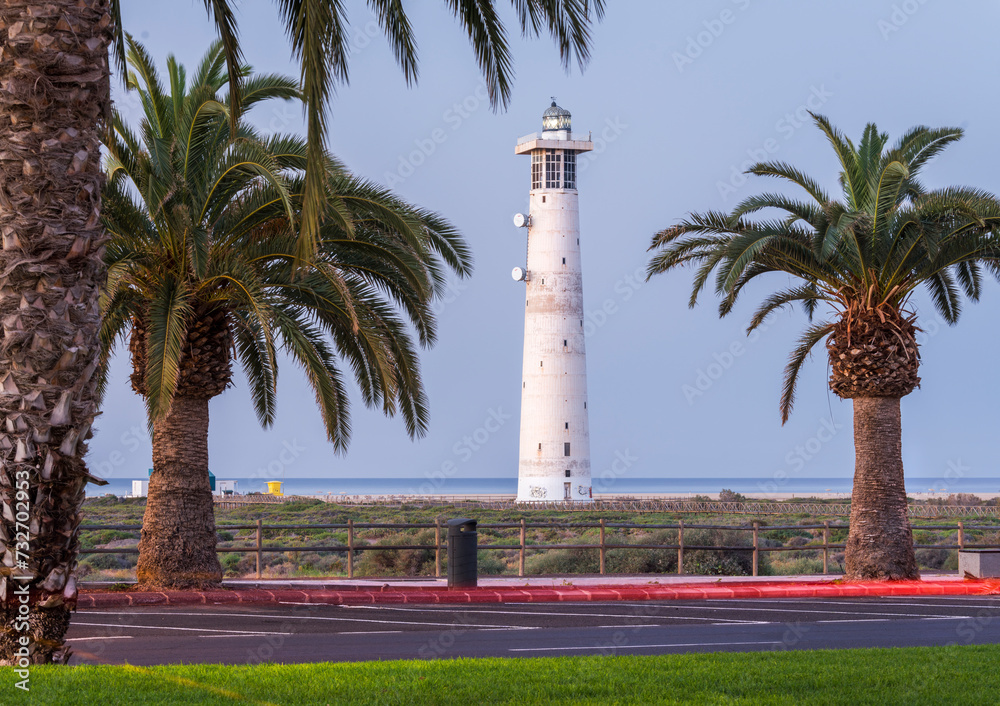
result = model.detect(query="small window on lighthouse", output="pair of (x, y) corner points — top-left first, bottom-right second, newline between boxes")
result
(565, 422), (569, 429)
(564, 442), (571, 456)
(538, 443), (542, 450)
(531, 152), (543, 189)
(564, 469), (571, 478)
(562, 257), (566, 265)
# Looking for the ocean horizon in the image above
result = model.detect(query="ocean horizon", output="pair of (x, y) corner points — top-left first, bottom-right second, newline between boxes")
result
(86, 475), (1000, 498)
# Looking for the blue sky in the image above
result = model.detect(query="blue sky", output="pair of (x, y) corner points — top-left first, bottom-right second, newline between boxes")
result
(91, 1), (1000, 490)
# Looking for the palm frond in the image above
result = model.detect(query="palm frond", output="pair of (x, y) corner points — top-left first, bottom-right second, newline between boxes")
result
(649, 114), (1000, 423)
(809, 113), (863, 209)
(143, 277), (192, 420)
(745, 161), (829, 205)
(201, 0), (245, 127)
(367, 0), (418, 84)
(275, 0), (349, 264)
(102, 38), (471, 451)
(748, 285), (833, 332)
(780, 322), (835, 424)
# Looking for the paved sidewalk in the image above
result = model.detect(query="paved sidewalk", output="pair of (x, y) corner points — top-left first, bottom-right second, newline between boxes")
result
(77, 575), (1000, 609)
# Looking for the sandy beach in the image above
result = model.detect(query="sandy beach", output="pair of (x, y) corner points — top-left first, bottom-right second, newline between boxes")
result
(595, 492), (1000, 501)
(303, 491), (1000, 503)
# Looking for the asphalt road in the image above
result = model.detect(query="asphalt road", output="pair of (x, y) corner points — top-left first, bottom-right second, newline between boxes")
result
(66, 596), (1000, 665)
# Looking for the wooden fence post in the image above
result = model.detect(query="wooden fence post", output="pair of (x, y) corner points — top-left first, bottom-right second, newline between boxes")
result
(599, 518), (606, 575)
(752, 521), (759, 577)
(677, 519), (684, 575)
(519, 518), (526, 577)
(347, 518), (355, 579)
(823, 521), (830, 574)
(435, 518), (442, 578)
(958, 521), (965, 550)
(255, 518), (262, 579)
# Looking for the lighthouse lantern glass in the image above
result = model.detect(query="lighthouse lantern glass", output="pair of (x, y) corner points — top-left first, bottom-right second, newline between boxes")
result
(542, 112), (570, 131)
(541, 101), (571, 132)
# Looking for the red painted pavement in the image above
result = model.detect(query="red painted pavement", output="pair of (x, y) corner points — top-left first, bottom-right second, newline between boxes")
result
(76, 579), (1000, 609)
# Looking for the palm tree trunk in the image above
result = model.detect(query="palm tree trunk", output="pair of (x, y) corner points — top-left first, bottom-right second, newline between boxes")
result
(136, 395), (222, 589)
(0, 0), (112, 665)
(845, 396), (918, 580)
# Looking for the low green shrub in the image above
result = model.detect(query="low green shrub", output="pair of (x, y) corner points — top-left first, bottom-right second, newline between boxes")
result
(768, 554), (827, 575)
(80, 553), (136, 571)
(79, 530), (137, 550)
(525, 547), (599, 575)
(915, 548), (950, 570)
(477, 550), (508, 575)
(354, 530), (437, 577)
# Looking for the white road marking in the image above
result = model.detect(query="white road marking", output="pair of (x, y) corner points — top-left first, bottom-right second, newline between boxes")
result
(510, 641), (782, 652)
(703, 598), (1000, 609)
(198, 634), (291, 638)
(341, 604), (765, 624)
(337, 631), (404, 635)
(64, 636), (134, 642)
(918, 595), (1000, 601)
(610, 603), (970, 620)
(199, 630), (410, 638)
(814, 616), (974, 624)
(77, 611), (515, 630)
(594, 622), (771, 629)
(334, 630), (404, 635)
(71, 622), (294, 636)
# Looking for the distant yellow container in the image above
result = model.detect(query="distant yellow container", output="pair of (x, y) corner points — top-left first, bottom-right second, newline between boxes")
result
(266, 481), (283, 496)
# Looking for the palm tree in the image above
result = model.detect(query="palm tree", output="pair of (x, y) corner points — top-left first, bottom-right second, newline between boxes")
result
(647, 114), (1000, 580)
(0, 1), (603, 663)
(100, 38), (471, 589)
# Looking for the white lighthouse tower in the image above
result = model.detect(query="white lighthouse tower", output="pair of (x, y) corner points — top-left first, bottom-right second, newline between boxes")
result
(513, 100), (594, 503)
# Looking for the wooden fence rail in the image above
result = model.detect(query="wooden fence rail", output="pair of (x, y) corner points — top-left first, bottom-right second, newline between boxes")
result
(80, 519), (1000, 580)
(211, 495), (1000, 516)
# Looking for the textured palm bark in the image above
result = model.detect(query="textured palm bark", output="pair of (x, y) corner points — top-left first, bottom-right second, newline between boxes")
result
(136, 395), (222, 589)
(845, 397), (918, 580)
(131, 305), (230, 587)
(129, 304), (233, 399)
(827, 307), (920, 399)
(0, 0), (112, 664)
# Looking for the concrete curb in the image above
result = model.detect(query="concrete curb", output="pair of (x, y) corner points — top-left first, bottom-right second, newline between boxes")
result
(77, 579), (1000, 609)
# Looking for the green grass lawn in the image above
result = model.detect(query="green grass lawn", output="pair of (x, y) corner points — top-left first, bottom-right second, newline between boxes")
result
(13, 644), (998, 705)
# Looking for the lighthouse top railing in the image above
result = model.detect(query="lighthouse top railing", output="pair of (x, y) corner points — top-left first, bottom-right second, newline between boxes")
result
(516, 131), (592, 145)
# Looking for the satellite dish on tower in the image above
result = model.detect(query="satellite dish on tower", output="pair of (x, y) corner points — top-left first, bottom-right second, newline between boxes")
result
(513, 213), (529, 228)
(512, 267), (526, 282)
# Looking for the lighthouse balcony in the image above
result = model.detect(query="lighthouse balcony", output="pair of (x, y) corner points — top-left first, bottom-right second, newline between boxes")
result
(515, 135), (593, 154)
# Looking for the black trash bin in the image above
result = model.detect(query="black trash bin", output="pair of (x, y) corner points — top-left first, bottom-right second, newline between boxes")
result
(447, 518), (477, 588)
